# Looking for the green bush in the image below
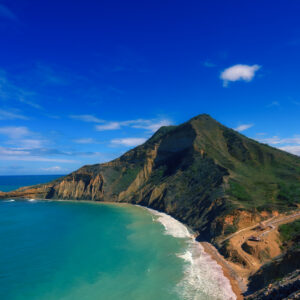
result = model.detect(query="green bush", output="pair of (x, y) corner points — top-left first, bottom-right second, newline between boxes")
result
(229, 180), (251, 202)
(279, 220), (300, 243)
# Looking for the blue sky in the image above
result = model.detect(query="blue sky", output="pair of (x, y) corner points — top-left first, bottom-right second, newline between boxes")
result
(0, 0), (299, 175)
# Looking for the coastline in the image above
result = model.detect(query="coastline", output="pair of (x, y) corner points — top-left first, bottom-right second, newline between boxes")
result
(3, 197), (243, 299)
(200, 242), (245, 300)
(143, 206), (239, 300)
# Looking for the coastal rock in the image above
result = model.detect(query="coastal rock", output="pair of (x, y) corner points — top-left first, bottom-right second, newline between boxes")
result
(245, 269), (300, 300)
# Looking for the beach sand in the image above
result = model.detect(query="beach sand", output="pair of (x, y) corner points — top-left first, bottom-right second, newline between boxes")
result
(201, 242), (245, 300)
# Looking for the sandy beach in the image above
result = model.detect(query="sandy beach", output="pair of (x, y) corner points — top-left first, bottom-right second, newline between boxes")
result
(201, 242), (245, 300)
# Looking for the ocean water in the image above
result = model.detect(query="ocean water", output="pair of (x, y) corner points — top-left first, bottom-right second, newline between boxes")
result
(0, 175), (64, 192)
(0, 176), (236, 300)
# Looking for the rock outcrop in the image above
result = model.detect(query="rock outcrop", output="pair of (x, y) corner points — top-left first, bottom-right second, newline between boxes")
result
(245, 269), (300, 300)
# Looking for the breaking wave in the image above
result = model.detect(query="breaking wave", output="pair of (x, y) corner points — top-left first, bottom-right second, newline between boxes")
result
(28, 199), (37, 202)
(145, 208), (236, 300)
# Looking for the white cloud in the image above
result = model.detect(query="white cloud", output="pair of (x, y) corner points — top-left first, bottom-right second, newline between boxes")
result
(0, 126), (47, 149)
(41, 166), (63, 172)
(128, 119), (172, 132)
(73, 138), (95, 144)
(111, 138), (147, 147)
(0, 126), (31, 139)
(0, 109), (28, 120)
(220, 64), (261, 87)
(279, 146), (300, 156)
(96, 122), (121, 131)
(95, 118), (172, 132)
(18, 96), (42, 109)
(258, 135), (300, 145)
(14, 139), (45, 149)
(0, 146), (76, 163)
(235, 124), (254, 132)
(70, 114), (103, 123)
(0, 4), (17, 21)
(256, 134), (300, 156)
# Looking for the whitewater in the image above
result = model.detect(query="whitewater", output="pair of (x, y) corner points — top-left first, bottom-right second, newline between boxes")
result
(145, 207), (236, 300)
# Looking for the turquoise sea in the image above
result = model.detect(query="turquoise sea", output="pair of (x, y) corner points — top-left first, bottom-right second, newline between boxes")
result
(0, 176), (236, 300)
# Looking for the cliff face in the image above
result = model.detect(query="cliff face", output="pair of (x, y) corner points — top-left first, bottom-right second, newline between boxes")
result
(1, 114), (300, 243)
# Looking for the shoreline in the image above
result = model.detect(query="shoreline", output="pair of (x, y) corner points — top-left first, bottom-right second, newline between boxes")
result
(200, 242), (245, 300)
(142, 205), (240, 300)
(3, 197), (243, 299)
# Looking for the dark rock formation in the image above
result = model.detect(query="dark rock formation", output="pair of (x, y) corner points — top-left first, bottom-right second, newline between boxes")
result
(245, 269), (300, 300)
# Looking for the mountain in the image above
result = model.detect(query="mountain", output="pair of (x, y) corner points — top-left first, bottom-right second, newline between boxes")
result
(2, 114), (299, 236)
(1, 113), (300, 297)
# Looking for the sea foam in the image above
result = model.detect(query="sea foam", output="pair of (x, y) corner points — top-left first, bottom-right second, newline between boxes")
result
(28, 199), (36, 202)
(144, 207), (236, 300)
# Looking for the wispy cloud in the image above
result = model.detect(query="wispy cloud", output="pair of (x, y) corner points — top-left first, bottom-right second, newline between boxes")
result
(70, 114), (104, 123)
(0, 147), (76, 163)
(258, 135), (300, 145)
(96, 122), (121, 131)
(111, 138), (147, 147)
(0, 69), (42, 109)
(220, 64), (261, 87)
(95, 118), (172, 132)
(234, 124), (254, 132)
(0, 126), (47, 149)
(36, 63), (68, 85)
(125, 119), (172, 132)
(35, 63), (70, 86)
(7, 139), (46, 149)
(0, 109), (28, 120)
(257, 135), (300, 156)
(267, 101), (280, 108)
(203, 61), (216, 68)
(41, 166), (63, 172)
(73, 138), (96, 144)
(0, 126), (32, 139)
(0, 3), (18, 21)
(279, 145), (300, 156)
